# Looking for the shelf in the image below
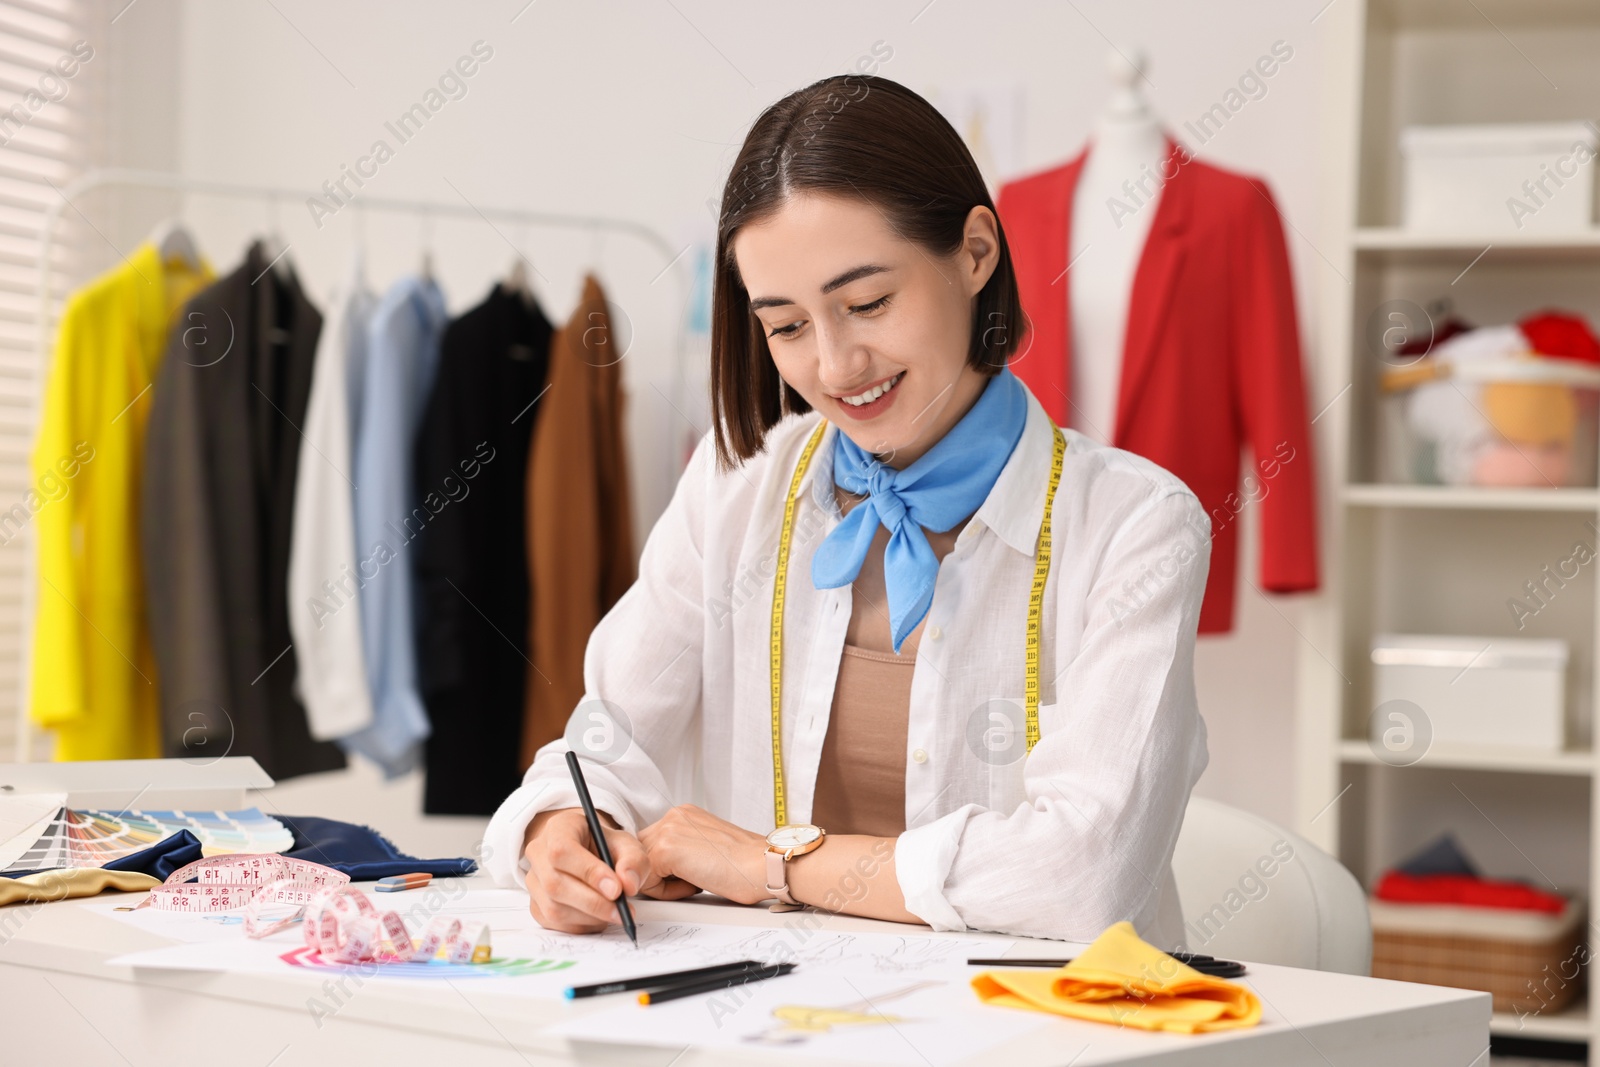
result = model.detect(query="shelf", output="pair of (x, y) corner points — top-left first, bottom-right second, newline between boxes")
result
(1338, 740), (1595, 776)
(1343, 484), (1600, 512)
(1355, 228), (1600, 252)
(1372, 0), (1600, 32)
(1491, 995), (1589, 1043)
(1353, 228), (1600, 268)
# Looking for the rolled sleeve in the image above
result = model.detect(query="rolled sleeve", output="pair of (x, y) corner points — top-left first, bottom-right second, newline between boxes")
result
(893, 805), (977, 931)
(484, 773), (640, 887)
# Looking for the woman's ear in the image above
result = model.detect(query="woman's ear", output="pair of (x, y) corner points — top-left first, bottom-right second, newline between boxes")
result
(960, 205), (1001, 297)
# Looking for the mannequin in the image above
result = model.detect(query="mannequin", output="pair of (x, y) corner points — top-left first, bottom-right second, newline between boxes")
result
(1068, 47), (1167, 444)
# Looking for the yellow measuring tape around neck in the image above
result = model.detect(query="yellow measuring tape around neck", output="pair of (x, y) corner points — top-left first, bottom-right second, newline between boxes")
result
(768, 417), (1066, 827)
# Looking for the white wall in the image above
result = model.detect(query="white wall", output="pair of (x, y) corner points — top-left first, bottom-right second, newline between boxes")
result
(99, 0), (1338, 850)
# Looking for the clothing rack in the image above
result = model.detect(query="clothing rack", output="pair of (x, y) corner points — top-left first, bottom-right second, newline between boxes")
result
(17, 167), (692, 762)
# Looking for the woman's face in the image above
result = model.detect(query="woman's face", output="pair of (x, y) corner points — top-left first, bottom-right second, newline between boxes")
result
(734, 192), (1002, 468)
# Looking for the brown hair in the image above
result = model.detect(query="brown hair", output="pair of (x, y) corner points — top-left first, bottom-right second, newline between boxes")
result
(709, 74), (1025, 470)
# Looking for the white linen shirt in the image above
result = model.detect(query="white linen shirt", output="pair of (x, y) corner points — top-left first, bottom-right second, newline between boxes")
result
(287, 259), (376, 740)
(482, 386), (1212, 948)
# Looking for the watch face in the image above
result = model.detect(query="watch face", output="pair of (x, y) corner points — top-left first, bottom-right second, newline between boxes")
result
(768, 824), (822, 849)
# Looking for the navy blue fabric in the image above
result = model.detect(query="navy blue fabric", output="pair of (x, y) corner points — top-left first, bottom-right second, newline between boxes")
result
(2, 815), (474, 882)
(276, 814), (476, 880)
(1394, 833), (1479, 877)
(104, 828), (205, 879)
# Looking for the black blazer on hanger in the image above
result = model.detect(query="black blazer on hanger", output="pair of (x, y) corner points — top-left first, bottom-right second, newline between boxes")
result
(414, 282), (553, 815)
(142, 240), (346, 780)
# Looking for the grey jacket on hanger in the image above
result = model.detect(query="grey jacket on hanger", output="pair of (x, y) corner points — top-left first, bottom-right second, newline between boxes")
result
(142, 240), (346, 781)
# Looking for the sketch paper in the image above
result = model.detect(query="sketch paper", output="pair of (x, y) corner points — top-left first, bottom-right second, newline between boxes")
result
(550, 972), (1052, 1066)
(101, 887), (1048, 1060)
(103, 889), (1014, 992)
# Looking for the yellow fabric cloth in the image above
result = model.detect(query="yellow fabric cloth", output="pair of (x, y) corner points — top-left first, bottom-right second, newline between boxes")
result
(0, 867), (159, 907)
(971, 921), (1262, 1034)
(29, 242), (213, 759)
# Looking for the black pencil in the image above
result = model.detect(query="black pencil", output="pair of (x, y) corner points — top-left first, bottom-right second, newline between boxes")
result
(565, 959), (766, 999)
(966, 950), (1225, 966)
(966, 955), (1246, 976)
(638, 962), (797, 1005)
(565, 750), (638, 947)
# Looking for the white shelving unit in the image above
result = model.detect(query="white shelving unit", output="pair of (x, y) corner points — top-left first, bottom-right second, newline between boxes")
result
(1302, 0), (1600, 1048)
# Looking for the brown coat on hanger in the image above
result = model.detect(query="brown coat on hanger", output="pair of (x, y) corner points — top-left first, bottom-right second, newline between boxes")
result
(521, 274), (636, 767)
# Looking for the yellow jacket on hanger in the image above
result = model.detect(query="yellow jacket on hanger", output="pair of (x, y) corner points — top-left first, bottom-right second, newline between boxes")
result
(29, 241), (212, 760)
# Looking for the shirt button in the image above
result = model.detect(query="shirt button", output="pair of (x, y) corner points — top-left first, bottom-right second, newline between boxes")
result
(912, 748), (928, 764)
(928, 626), (943, 641)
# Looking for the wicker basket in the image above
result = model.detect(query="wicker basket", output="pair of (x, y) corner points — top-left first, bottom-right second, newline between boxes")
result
(1369, 896), (1586, 1015)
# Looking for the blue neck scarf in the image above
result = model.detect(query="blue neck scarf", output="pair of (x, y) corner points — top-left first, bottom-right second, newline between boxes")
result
(811, 367), (1028, 653)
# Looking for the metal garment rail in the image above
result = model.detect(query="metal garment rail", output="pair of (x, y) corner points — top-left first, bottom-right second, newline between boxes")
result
(16, 166), (690, 761)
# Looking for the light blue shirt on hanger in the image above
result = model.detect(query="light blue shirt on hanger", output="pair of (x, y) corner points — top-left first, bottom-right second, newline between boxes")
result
(346, 274), (449, 777)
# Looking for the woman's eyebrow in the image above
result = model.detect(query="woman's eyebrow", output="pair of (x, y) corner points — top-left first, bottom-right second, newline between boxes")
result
(749, 264), (892, 310)
(820, 263), (892, 294)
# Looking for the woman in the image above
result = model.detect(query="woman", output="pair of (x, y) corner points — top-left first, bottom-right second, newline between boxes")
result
(483, 74), (1211, 947)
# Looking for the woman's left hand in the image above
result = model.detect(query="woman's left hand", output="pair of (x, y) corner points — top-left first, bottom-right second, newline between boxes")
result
(638, 804), (771, 906)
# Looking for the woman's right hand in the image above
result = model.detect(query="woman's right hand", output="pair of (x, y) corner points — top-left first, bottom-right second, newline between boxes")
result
(521, 807), (655, 934)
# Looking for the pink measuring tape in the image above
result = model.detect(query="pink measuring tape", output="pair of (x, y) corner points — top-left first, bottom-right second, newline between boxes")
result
(139, 854), (490, 965)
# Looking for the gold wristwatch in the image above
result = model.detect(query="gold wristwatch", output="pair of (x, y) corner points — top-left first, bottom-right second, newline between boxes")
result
(764, 824), (826, 912)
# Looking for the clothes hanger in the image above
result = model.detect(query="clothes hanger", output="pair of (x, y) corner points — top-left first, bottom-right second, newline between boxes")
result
(149, 217), (202, 272)
(353, 200), (369, 288)
(505, 256), (534, 307)
(261, 192), (294, 282)
(503, 219), (536, 309)
(587, 225), (607, 279)
(419, 206), (435, 282)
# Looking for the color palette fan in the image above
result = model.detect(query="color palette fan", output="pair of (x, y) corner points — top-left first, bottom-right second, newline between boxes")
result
(1, 807), (294, 873)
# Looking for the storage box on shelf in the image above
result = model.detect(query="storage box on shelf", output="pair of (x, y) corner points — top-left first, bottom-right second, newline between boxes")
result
(1376, 353), (1600, 490)
(1370, 634), (1569, 753)
(1370, 896), (1587, 1016)
(1400, 122), (1597, 236)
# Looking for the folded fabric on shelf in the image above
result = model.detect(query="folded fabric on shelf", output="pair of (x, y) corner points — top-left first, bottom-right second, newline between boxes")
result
(1393, 832), (1478, 877)
(1375, 833), (1566, 913)
(1520, 309), (1600, 363)
(1374, 871), (1567, 913)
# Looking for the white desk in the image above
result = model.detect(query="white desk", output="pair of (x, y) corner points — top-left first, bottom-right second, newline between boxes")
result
(0, 874), (1489, 1066)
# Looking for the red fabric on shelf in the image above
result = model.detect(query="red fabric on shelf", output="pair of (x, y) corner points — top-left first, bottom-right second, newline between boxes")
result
(1519, 310), (1600, 364)
(1374, 870), (1566, 914)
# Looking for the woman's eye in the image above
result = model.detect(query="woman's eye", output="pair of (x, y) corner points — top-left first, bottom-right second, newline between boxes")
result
(768, 322), (802, 339)
(850, 295), (890, 315)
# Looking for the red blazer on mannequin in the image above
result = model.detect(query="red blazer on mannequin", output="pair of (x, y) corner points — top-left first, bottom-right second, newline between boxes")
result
(997, 140), (1319, 633)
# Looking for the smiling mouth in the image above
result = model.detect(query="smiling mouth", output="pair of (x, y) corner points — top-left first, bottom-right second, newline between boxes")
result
(835, 372), (904, 407)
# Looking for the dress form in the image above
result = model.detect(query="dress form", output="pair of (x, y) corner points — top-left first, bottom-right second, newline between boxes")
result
(1068, 48), (1167, 444)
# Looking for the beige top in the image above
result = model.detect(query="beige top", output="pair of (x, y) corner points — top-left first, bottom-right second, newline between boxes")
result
(810, 486), (969, 838)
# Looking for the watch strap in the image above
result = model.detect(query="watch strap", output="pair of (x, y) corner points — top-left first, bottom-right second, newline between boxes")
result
(764, 848), (801, 906)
